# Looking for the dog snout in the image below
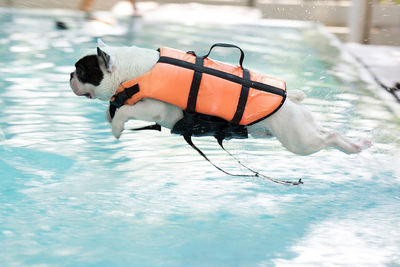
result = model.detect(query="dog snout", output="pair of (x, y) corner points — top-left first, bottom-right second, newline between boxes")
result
(70, 72), (74, 80)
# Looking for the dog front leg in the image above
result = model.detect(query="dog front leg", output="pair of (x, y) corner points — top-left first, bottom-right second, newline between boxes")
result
(109, 99), (175, 139)
(110, 105), (132, 139)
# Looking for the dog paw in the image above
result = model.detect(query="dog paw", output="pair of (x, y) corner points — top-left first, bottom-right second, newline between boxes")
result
(359, 138), (372, 150)
(351, 138), (372, 153)
(112, 127), (123, 139)
(111, 121), (124, 139)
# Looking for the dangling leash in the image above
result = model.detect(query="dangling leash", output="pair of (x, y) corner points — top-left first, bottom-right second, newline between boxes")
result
(128, 124), (302, 185)
(118, 43), (302, 185)
(184, 135), (303, 186)
(216, 138), (302, 185)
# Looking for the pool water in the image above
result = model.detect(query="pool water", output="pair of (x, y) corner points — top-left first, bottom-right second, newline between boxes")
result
(1, 7), (400, 266)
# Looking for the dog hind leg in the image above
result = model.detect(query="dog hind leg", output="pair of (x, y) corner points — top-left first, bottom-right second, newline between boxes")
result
(251, 99), (371, 155)
(276, 128), (371, 155)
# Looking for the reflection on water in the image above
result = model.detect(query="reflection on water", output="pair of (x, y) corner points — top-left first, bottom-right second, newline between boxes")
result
(0, 7), (399, 266)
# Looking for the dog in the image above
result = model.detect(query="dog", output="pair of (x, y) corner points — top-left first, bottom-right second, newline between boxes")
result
(70, 40), (371, 156)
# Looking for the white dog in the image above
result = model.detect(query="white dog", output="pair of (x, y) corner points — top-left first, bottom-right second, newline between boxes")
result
(70, 40), (371, 156)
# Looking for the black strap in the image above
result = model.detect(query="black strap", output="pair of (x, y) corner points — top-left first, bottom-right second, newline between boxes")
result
(231, 68), (250, 124)
(184, 135), (251, 177)
(157, 56), (285, 97)
(109, 104), (117, 120)
(186, 56), (204, 113)
(109, 84), (140, 119)
(129, 124), (161, 132)
(202, 43), (245, 69)
(184, 136), (303, 186)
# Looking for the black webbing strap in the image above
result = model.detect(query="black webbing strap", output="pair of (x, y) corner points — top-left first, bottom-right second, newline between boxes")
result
(231, 68), (250, 124)
(157, 56), (285, 97)
(184, 135), (303, 185)
(129, 124), (161, 132)
(109, 84), (140, 119)
(186, 56), (204, 113)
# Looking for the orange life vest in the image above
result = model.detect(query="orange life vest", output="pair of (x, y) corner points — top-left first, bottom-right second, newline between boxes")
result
(107, 44), (302, 184)
(109, 44), (286, 127)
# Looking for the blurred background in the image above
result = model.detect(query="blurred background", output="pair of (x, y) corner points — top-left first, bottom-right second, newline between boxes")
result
(1, 1), (400, 266)
(1, 0), (399, 45)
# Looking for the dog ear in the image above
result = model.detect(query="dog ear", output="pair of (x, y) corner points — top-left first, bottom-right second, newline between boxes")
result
(97, 38), (107, 48)
(97, 47), (115, 73)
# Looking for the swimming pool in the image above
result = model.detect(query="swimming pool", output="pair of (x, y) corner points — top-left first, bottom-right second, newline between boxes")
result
(1, 7), (399, 266)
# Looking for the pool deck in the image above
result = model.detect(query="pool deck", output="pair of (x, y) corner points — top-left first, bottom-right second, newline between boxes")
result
(346, 43), (400, 103)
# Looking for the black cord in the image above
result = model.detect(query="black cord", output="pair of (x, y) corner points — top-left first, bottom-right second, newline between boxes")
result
(128, 124), (303, 185)
(185, 136), (303, 186)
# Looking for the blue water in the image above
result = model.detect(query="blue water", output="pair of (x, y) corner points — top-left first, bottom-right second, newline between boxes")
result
(1, 7), (400, 266)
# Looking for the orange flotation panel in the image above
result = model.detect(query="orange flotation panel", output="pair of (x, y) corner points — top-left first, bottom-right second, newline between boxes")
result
(110, 44), (286, 126)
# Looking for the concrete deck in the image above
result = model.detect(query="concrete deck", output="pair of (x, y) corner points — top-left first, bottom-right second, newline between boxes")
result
(346, 43), (400, 102)
(2, 0), (400, 45)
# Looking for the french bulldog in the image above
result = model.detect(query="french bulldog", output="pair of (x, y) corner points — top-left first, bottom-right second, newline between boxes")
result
(70, 40), (371, 155)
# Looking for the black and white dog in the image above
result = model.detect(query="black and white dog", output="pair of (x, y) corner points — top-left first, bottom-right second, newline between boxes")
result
(70, 40), (371, 155)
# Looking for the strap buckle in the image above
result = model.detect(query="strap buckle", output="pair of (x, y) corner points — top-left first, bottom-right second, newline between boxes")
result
(110, 89), (129, 108)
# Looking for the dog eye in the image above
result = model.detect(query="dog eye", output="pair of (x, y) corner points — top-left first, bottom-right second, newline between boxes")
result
(76, 68), (87, 81)
(77, 68), (85, 76)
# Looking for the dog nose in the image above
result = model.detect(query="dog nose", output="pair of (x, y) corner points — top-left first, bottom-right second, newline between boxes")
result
(70, 72), (74, 80)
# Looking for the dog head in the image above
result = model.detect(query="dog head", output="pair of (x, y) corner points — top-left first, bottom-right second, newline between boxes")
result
(70, 40), (160, 102)
(70, 40), (116, 101)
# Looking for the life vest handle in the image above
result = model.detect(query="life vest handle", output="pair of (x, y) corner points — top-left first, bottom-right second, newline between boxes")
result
(201, 43), (245, 69)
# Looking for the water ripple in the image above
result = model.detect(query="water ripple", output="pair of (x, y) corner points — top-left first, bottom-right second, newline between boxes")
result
(0, 7), (399, 266)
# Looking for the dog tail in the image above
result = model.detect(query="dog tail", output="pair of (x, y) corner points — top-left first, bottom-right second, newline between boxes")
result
(287, 90), (306, 103)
